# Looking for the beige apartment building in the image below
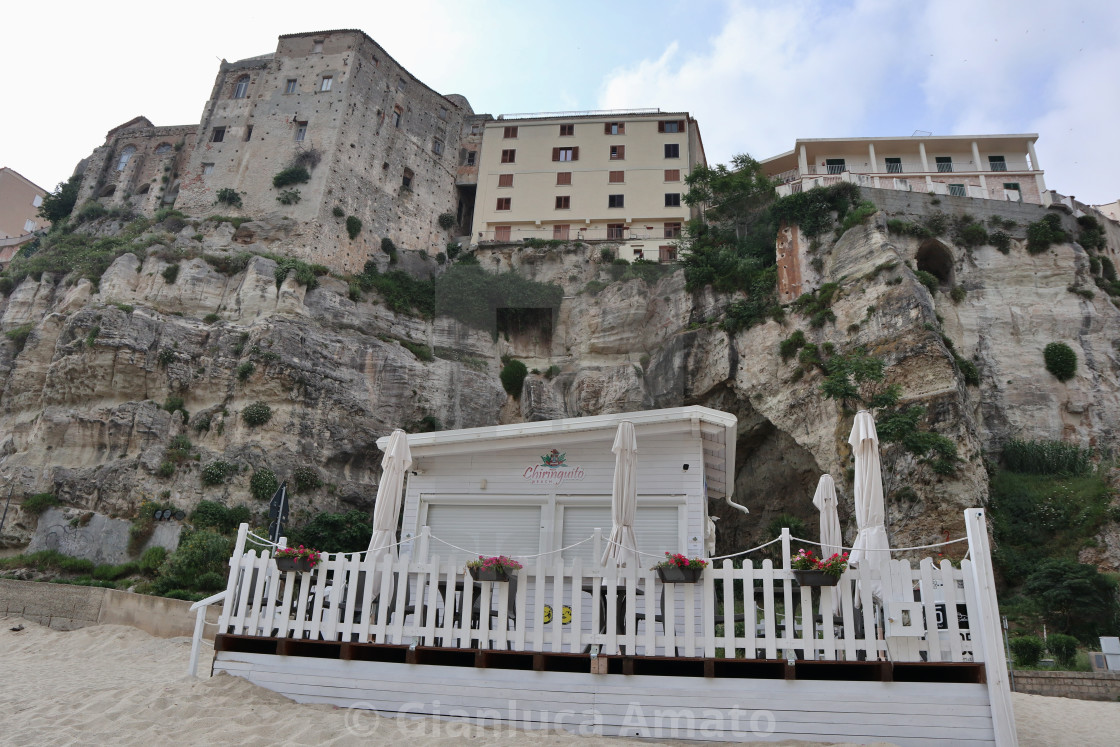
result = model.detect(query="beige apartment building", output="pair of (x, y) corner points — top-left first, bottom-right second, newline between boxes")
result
(471, 110), (705, 261)
(0, 168), (48, 240)
(761, 134), (1048, 205)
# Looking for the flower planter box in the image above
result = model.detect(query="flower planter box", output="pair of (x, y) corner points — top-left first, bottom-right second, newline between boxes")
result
(469, 567), (517, 582)
(792, 569), (841, 587)
(657, 566), (704, 584)
(276, 557), (313, 573)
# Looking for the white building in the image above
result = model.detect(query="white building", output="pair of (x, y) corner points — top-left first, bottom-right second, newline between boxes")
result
(761, 134), (1048, 205)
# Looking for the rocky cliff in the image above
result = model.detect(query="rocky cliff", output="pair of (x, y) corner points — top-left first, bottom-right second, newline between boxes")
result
(2, 194), (1119, 567)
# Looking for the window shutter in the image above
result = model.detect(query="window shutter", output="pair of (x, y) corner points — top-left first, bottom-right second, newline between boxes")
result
(552, 147), (560, 162)
(572, 146), (579, 161)
(604, 123), (611, 135)
(678, 120), (686, 131)
(658, 121), (665, 133)
(561, 504), (681, 563)
(425, 504), (542, 564)
(617, 145), (624, 159)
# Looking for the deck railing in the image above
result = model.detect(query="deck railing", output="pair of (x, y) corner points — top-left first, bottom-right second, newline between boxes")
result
(217, 526), (981, 664)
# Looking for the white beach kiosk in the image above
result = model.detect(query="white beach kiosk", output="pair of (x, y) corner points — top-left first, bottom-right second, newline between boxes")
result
(200, 406), (1017, 745)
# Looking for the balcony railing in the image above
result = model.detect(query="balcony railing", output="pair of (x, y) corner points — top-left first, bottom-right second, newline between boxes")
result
(478, 227), (681, 243)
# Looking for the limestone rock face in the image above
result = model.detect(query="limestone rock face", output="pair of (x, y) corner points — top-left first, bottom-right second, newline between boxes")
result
(2, 211), (1119, 565)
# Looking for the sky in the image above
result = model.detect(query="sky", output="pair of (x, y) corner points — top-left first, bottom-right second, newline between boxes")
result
(3, 0), (1118, 204)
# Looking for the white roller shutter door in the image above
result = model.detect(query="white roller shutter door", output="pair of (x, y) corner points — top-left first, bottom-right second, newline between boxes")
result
(561, 503), (682, 564)
(424, 504), (542, 564)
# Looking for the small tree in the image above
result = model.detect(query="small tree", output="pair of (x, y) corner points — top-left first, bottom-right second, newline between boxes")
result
(1043, 342), (1077, 382)
(500, 359), (528, 399)
(38, 174), (82, 225)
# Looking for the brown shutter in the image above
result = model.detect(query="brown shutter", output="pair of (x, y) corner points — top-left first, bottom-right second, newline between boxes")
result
(552, 147), (560, 162)
(678, 120), (686, 131)
(618, 145), (625, 159)
(658, 121), (665, 133)
(604, 123), (611, 135)
(572, 146), (579, 161)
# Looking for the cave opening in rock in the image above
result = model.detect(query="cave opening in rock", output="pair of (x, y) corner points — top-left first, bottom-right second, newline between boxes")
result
(496, 306), (555, 349)
(916, 239), (955, 286)
(706, 406), (831, 557)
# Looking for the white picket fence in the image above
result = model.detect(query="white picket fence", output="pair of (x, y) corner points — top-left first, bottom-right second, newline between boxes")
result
(217, 528), (980, 664)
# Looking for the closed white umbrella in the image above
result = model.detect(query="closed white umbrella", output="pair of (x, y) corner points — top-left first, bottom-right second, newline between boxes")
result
(848, 410), (890, 602)
(368, 429), (412, 559)
(601, 420), (640, 569)
(812, 474), (843, 616)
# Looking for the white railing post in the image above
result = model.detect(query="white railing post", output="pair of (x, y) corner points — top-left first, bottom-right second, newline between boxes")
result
(965, 509), (1018, 747)
(217, 523), (250, 632)
(780, 528), (791, 569)
(188, 605), (207, 677)
(417, 526), (431, 562)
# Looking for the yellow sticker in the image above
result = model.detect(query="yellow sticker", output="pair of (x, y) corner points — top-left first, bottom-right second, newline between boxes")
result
(561, 605), (572, 624)
(542, 604), (553, 624)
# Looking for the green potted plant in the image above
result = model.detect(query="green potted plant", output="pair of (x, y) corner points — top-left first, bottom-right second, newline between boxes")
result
(653, 552), (708, 583)
(467, 555), (522, 581)
(790, 549), (848, 586)
(274, 545), (321, 573)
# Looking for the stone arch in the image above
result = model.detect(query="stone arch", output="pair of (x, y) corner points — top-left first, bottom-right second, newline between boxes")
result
(136, 183), (150, 195)
(99, 184), (116, 197)
(115, 145), (136, 171)
(916, 238), (955, 286)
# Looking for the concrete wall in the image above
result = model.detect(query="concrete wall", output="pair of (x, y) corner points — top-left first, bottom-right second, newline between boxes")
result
(1012, 670), (1120, 701)
(0, 578), (219, 639)
(26, 507), (181, 565)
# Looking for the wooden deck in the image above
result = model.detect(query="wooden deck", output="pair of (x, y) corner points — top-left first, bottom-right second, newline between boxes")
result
(213, 636), (996, 745)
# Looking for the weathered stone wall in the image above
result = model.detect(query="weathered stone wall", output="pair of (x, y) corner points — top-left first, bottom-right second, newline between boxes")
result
(1012, 670), (1120, 701)
(170, 30), (472, 273)
(76, 121), (197, 214)
(0, 578), (219, 637)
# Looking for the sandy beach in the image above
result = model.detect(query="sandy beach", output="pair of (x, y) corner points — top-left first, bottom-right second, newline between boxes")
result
(1, 617), (1116, 746)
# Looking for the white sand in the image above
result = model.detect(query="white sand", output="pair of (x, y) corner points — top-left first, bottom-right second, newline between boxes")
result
(2, 617), (1115, 746)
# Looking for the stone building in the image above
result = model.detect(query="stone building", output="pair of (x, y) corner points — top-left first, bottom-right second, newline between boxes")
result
(73, 30), (478, 274)
(471, 111), (706, 261)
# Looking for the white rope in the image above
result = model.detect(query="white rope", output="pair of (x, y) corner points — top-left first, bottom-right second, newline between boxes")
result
(246, 531), (282, 548)
(246, 531), (411, 558)
(788, 534), (969, 553)
(602, 537), (665, 561)
(708, 536), (782, 561)
(426, 533), (594, 560)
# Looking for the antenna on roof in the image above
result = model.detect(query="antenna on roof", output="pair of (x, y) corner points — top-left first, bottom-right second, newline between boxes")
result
(912, 129), (932, 137)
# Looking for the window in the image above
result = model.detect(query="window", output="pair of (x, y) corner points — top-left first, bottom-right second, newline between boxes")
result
(32, 194), (43, 208)
(498, 173), (514, 188)
(553, 224), (569, 240)
(633, 248), (644, 260)
(439, 107), (448, 121)
(658, 120), (685, 133)
(397, 77), (406, 92)
(664, 143), (680, 159)
(610, 145), (625, 160)
(244, 125), (253, 141)
(948, 184), (966, 197)
(608, 194), (624, 208)
(936, 157), (953, 173)
(466, 151), (476, 166)
(285, 79), (297, 94)
(402, 168), (414, 189)
(607, 223), (625, 239)
(659, 246), (678, 263)
(604, 122), (625, 135)
(664, 169), (680, 182)
(294, 121), (307, 141)
(608, 170), (624, 184)
(115, 145), (136, 170)
(664, 222), (682, 238)
(885, 157), (902, 173)
(494, 226), (511, 241)
(202, 163), (215, 175)
(154, 143), (172, 154)
(393, 106), (402, 127)
(312, 40), (323, 53)
(555, 195), (570, 209)
(988, 155), (1007, 172)
(825, 158), (845, 174)
(432, 139), (444, 155)
(320, 76), (333, 92)
(552, 147), (577, 162)
(210, 127), (226, 143)
(24, 219), (36, 232)
(233, 75), (249, 99)
(503, 126), (518, 138)
(496, 197), (511, 211)
(501, 149), (516, 163)
(559, 124), (574, 136)
(556, 172), (572, 186)
(470, 123), (482, 135)
(665, 193), (681, 207)
(1003, 182), (1022, 200)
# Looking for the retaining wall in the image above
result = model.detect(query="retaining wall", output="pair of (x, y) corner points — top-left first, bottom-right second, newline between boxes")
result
(0, 578), (218, 639)
(1012, 670), (1120, 701)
